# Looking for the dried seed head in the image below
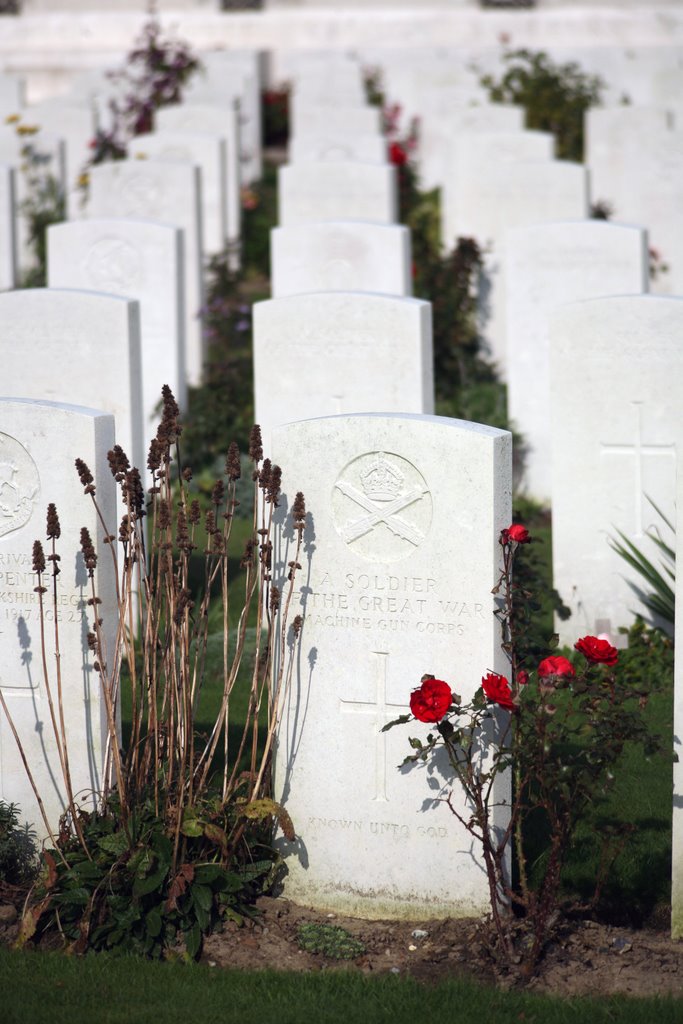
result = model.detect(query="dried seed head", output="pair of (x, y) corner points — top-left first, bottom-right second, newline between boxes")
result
(46, 504), (61, 540)
(158, 499), (171, 530)
(267, 464), (282, 506)
(80, 527), (97, 573)
(75, 459), (95, 494)
(87, 631), (98, 652)
(147, 437), (163, 473)
(107, 445), (130, 482)
(260, 538), (272, 572)
(182, 466), (193, 482)
(122, 468), (145, 518)
(287, 559), (302, 581)
(226, 441), (241, 481)
(189, 499), (201, 526)
(258, 458), (272, 492)
(204, 509), (216, 535)
(248, 424), (263, 464)
(211, 480), (225, 507)
(291, 614), (303, 638)
(211, 531), (225, 556)
(270, 585), (281, 612)
(173, 587), (194, 626)
(240, 537), (255, 569)
(32, 540), (45, 574)
(119, 515), (131, 544)
(292, 491), (306, 530)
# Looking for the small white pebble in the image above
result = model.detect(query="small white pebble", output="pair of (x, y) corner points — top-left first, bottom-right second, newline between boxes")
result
(326, 913), (335, 919)
(390, 967), (400, 974)
(408, 944), (417, 952)
(411, 929), (428, 939)
(208, 961), (217, 968)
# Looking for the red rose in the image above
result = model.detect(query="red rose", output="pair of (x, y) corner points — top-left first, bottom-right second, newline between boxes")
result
(574, 636), (618, 666)
(517, 670), (529, 686)
(389, 142), (407, 166)
(506, 524), (530, 544)
(481, 672), (515, 711)
(410, 678), (453, 723)
(537, 656), (575, 678)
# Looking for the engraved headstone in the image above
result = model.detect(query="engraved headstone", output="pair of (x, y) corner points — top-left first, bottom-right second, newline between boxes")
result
(253, 292), (433, 450)
(506, 220), (648, 501)
(0, 398), (117, 842)
(419, 103), (524, 192)
(586, 108), (683, 295)
(129, 132), (226, 257)
(47, 218), (187, 442)
(272, 412), (512, 918)
(86, 159), (205, 387)
(0, 289), (145, 477)
(443, 159), (589, 371)
(289, 134), (388, 165)
(550, 295), (683, 645)
(271, 222), (412, 298)
(26, 100), (96, 217)
(0, 164), (17, 290)
(155, 103), (241, 259)
(278, 162), (398, 226)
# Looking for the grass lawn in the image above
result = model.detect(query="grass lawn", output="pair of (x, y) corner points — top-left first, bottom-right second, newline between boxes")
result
(1, 948), (681, 1024)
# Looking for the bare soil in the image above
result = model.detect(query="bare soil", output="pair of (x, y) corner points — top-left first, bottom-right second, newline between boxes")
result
(201, 896), (683, 998)
(2, 895), (681, 998)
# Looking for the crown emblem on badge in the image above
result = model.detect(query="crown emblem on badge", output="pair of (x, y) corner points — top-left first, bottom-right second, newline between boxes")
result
(360, 452), (403, 502)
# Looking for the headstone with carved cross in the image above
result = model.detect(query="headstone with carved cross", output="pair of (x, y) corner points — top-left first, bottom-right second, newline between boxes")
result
(253, 292), (433, 453)
(272, 413), (512, 919)
(550, 294), (683, 646)
(505, 219), (649, 502)
(0, 399), (117, 843)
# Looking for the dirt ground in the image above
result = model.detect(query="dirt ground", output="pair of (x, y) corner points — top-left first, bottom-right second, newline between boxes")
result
(2, 895), (682, 998)
(201, 896), (683, 998)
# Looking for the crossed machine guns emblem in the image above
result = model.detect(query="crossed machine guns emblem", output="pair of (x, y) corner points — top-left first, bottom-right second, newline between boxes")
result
(334, 452), (429, 548)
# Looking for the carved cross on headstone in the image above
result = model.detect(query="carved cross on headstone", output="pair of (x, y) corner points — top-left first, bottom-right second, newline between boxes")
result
(339, 650), (407, 803)
(600, 401), (676, 537)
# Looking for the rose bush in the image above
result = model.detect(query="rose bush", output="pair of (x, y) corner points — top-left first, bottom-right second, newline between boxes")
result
(387, 524), (663, 979)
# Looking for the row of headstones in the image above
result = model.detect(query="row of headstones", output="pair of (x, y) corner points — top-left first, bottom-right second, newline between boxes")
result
(266, 47), (683, 930)
(259, 49), (683, 650)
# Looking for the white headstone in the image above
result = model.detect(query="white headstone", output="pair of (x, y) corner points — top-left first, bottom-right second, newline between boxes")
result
(0, 164), (17, 290)
(0, 289), (145, 476)
(0, 75), (25, 117)
(272, 412), (512, 918)
(550, 295), (683, 646)
(443, 159), (589, 371)
(506, 220), (649, 501)
(271, 222), (412, 298)
(289, 134), (388, 165)
(0, 398), (117, 841)
(26, 99), (96, 217)
(186, 57), (262, 184)
(254, 292), (433, 450)
(129, 132), (226, 257)
(291, 102), (381, 140)
(419, 104), (525, 192)
(47, 218), (187, 443)
(86, 159), (205, 387)
(278, 162), (398, 226)
(155, 102), (241, 258)
(586, 109), (683, 295)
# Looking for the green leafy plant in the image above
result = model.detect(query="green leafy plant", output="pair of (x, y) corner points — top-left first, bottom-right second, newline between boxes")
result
(3, 390), (305, 958)
(0, 801), (37, 888)
(609, 497), (675, 631)
(297, 922), (365, 960)
(386, 524), (666, 979)
(481, 49), (604, 162)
